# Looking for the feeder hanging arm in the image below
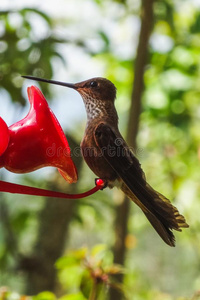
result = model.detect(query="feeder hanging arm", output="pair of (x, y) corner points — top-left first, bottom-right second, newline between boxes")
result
(0, 179), (106, 199)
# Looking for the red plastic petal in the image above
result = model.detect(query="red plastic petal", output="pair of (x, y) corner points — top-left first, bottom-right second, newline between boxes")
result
(0, 117), (10, 156)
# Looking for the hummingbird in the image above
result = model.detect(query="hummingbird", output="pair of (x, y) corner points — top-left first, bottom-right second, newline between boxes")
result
(22, 75), (189, 246)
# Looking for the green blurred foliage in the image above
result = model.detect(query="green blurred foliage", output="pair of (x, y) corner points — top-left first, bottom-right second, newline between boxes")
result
(0, 0), (200, 299)
(0, 246), (125, 300)
(0, 9), (61, 104)
(56, 245), (125, 299)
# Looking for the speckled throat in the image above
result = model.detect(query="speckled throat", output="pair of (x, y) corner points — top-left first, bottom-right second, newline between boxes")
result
(80, 90), (118, 126)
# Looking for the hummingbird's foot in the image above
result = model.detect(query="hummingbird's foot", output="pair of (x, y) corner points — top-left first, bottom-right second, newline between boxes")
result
(95, 178), (107, 190)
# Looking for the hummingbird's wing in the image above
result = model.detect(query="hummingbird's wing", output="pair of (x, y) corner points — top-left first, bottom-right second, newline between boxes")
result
(94, 123), (188, 247)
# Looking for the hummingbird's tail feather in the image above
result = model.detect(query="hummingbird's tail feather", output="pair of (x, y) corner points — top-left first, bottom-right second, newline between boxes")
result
(92, 122), (188, 246)
(121, 182), (189, 247)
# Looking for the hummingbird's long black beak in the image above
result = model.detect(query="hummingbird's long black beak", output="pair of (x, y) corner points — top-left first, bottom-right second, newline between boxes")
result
(22, 75), (77, 89)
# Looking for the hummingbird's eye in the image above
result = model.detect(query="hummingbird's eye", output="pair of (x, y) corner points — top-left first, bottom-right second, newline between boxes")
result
(90, 81), (98, 88)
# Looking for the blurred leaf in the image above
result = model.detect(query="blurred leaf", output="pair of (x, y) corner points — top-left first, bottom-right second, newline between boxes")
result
(56, 256), (80, 269)
(34, 292), (56, 300)
(59, 293), (86, 300)
(98, 30), (110, 52)
(56, 248), (87, 270)
(20, 8), (52, 25)
(79, 270), (93, 299)
(58, 265), (84, 290)
(104, 264), (125, 275)
(91, 244), (107, 258)
(190, 13), (200, 33)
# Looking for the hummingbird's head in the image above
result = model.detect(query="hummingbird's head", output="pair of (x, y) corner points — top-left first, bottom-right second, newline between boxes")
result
(74, 77), (117, 122)
(74, 77), (117, 103)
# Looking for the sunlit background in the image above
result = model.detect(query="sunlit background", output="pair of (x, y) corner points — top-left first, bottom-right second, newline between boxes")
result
(0, 0), (200, 299)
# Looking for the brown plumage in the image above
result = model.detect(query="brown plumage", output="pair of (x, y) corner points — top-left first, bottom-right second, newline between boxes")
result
(22, 75), (189, 246)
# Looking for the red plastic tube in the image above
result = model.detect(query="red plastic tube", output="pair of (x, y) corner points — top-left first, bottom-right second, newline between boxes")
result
(0, 179), (106, 199)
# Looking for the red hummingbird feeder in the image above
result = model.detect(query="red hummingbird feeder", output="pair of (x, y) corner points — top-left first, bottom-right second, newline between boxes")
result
(0, 86), (77, 183)
(0, 86), (105, 199)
